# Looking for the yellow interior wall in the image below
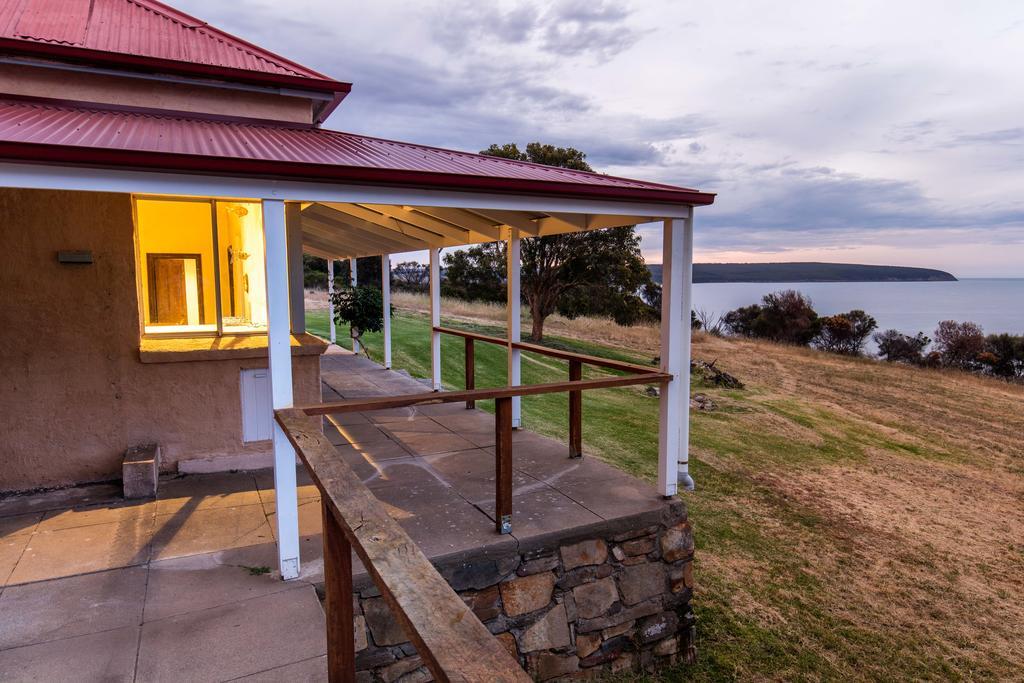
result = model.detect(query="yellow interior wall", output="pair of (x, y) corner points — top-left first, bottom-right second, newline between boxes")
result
(216, 201), (267, 328)
(135, 199), (217, 326)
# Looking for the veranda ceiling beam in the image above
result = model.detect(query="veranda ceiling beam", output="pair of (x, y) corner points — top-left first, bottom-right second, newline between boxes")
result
(463, 208), (541, 236)
(362, 204), (494, 244)
(304, 210), (428, 252)
(302, 214), (423, 254)
(400, 206), (504, 241)
(321, 202), (457, 247)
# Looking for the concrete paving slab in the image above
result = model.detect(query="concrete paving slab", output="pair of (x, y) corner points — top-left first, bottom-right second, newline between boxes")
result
(156, 472), (263, 515)
(397, 502), (514, 559)
(0, 566), (146, 649)
(231, 654), (328, 682)
(252, 466), (320, 506)
(136, 585), (326, 682)
(388, 430), (477, 455)
(480, 487), (603, 542)
(325, 422), (392, 447)
(0, 533), (32, 587)
(559, 478), (666, 521)
(263, 498), (323, 538)
(145, 543), (293, 622)
(0, 513), (41, 538)
(379, 416), (451, 435)
(0, 625), (139, 682)
(8, 515), (153, 585)
(0, 483), (122, 518)
(38, 500), (154, 532)
(150, 504), (273, 562)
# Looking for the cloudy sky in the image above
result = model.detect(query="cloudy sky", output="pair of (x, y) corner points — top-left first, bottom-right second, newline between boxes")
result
(183, 0), (1023, 276)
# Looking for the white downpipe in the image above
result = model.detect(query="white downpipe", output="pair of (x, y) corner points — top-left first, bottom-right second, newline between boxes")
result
(658, 216), (695, 496)
(507, 229), (522, 428)
(382, 253), (392, 369)
(679, 215), (695, 491)
(261, 199), (301, 579)
(327, 259), (336, 344)
(429, 248), (441, 390)
(349, 257), (360, 353)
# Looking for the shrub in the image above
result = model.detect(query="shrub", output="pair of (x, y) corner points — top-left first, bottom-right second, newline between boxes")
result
(814, 310), (878, 355)
(933, 320), (986, 369)
(722, 304), (762, 337)
(980, 333), (1024, 379)
(874, 329), (931, 365)
(723, 290), (819, 345)
(331, 285), (384, 357)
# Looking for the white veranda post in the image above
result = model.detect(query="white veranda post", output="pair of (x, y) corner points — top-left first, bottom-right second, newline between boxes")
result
(261, 199), (301, 579)
(507, 228), (522, 428)
(429, 247), (441, 390)
(658, 214), (695, 496)
(327, 259), (336, 344)
(349, 257), (360, 353)
(382, 254), (392, 369)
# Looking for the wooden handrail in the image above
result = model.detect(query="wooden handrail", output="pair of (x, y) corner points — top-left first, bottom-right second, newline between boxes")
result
(432, 325), (507, 347)
(295, 371), (670, 416)
(276, 411), (532, 683)
(432, 325), (657, 375)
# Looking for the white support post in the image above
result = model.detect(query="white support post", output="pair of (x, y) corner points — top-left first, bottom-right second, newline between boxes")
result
(507, 229), (522, 428)
(382, 254), (392, 369)
(429, 247), (442, 390)
(658, 215), (695, 496)
(327, 259), (336, 344)
(262, 199), (301, 579)
(349, 257), (360, 353)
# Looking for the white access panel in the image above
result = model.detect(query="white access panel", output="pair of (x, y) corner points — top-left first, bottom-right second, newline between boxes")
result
(240, 368), (273, 442)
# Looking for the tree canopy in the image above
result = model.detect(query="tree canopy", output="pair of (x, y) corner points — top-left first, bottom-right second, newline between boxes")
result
(440, 142), (659, 341)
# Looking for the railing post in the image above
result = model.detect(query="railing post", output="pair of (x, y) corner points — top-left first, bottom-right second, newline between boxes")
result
(569, 359), (582, 458)
(495, 397), (513, 534)
(322, 501), (356, 683)
(465, 337), (475, 409)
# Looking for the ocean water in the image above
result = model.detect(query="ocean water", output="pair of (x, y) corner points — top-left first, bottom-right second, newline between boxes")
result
(692, 279), (1024, 347)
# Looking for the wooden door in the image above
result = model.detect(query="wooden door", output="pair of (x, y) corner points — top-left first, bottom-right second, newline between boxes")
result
(147, 254), (204, 325)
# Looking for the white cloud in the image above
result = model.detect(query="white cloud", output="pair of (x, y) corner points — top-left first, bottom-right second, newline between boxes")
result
(173, 0), (1024, 275)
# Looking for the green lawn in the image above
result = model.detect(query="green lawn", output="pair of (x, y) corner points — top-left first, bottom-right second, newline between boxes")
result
(306, 308), (666, 478)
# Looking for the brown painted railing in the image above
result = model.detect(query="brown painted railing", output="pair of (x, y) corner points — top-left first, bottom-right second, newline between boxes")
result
(433, 325), (661, 461)
(275, 409), (532, 683)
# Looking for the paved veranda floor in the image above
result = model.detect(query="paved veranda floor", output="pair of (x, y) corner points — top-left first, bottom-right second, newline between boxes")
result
(0, 349), (668, 681)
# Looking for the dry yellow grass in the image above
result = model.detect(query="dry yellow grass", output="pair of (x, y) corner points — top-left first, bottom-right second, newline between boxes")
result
(338, 292), (1024, 679)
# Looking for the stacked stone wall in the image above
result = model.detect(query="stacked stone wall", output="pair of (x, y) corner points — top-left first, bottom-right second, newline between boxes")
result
(347, 501), (695, 681)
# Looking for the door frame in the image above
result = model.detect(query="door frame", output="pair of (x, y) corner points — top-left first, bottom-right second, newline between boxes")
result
(146, 252), (206, 325)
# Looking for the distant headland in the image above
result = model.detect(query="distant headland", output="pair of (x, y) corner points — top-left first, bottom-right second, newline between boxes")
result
(647, 262), (958, 284)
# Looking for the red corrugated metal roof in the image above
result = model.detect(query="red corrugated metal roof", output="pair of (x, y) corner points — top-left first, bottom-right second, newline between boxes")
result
(0, 0), (348, 93)
(0, 97), (716, 205)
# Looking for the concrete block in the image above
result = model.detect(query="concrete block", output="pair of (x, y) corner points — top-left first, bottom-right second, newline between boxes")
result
(123, 444), (159, 499)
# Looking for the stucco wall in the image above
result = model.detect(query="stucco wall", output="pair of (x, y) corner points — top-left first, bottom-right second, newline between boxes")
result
(0, 188), (320, 492)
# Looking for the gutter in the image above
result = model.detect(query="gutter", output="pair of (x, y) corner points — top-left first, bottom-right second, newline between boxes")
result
(0, 142), (718, 206)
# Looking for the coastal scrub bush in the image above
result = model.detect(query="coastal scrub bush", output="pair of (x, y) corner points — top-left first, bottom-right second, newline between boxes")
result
(933, 320), (986, 369)
(979, 333), (1024, 379)
(723, 290), (820, 345)
(874, 329), (931, 364)
(814, 310), (878, 355)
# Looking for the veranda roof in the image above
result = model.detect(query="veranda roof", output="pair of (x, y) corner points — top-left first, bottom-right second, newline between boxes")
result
(0, 96), (716, 259)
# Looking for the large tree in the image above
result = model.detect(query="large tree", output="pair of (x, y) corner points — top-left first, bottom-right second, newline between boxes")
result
(450, 142), (657, 341)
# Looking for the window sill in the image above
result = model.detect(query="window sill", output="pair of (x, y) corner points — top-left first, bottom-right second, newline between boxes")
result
(139, 333), (328, 364)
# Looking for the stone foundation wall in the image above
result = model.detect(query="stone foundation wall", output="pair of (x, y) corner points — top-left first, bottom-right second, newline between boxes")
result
(349, 501), (695, 682)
